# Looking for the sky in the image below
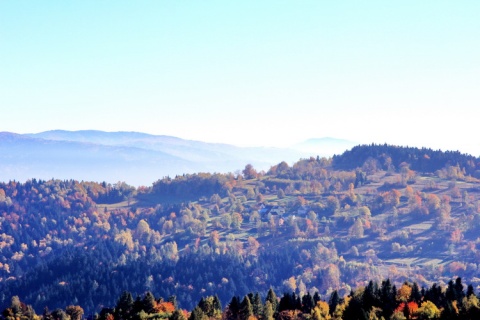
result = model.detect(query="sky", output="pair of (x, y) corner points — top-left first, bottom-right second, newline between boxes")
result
(1, 1), (480, 155)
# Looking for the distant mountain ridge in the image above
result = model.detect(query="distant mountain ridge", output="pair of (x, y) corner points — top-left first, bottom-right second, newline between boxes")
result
(0, 131), (190, 186)
(2, 130), (355, 186)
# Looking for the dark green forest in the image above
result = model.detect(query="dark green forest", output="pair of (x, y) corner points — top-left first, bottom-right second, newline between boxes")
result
(4, 277), (480, 319)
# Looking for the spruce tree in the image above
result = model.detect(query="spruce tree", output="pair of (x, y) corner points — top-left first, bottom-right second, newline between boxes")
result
(213, 295), (222, 316)
(142, 292), (156, 314)
(411, 282), (422, 305)
(266, 288), (278, 314)
(263, 301), (274, 320)
(188, 307), (206, 320)
(328, 291), (340, 316)
(225, 296), (240, 320)
(252, 293), (263, 318)
(466, 284), (475, 297)
(116, 291), (134, 320)
(301, 292), (315, 314)
(239, 296), (253, 320)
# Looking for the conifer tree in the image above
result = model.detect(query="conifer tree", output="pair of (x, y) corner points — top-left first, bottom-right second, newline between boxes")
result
(263, 301), (274, 320)
(116, 291), (134, 320)
(225, 296), (241, 320)
(213, 295), (222, 317)
(466, 284), (475, 297)
(301, 292), (315, 314)
(239, 296), (253, 320)
(188, 306), (206, 320)
(266, 288), (278, 314)
(252, 292), (263, 318)
(142, 292), (156, 314)
(411, 282), (422, 305)
(362, 280), (376, 312)
(328, 291), (340, 316)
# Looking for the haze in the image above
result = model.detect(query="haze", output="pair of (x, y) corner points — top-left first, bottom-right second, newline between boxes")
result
(1, 1), (479, 154)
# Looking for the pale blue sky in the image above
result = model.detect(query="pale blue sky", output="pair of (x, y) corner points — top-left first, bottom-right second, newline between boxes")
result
(1, 1), (479, 154)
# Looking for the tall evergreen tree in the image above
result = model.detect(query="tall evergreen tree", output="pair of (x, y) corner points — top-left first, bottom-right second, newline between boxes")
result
(278, 293), (293, 312)
(446, 280), (456, 302)
(188, 307), (206, 320)
(239, 296), (253, 320)
(454, 277), (465, 301)
(343, 293), (367, 320)
(116, 291), (134, 320)
(411, 282), (422, 305)
(252, 293), (263, 318)
(225, 296), (240, 320)
(213, 295), (222, 316)
(329, 291), (340, 316)
(379, 280), (397, 319)
(263, 301), (274, 320)
(266, 288), (278, 314)
(301, 292), (315, 314)
(142, 292), (156, 314)
(466, 284), (475, 297)
(362, 280), (377, 311)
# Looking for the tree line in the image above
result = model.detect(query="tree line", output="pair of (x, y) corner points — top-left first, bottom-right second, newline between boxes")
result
(332, 143), (480, 177)
(4, 277), (480, 320)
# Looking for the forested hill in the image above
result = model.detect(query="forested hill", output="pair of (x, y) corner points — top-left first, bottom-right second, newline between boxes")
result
(1, 144), (480, 315)
(332, 144), (480, 176)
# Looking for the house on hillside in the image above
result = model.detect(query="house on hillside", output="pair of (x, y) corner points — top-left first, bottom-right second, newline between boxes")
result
(259, 204), (285, 221)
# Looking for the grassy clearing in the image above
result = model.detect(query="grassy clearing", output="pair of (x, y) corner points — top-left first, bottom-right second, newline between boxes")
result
(97, 200), (134, 211)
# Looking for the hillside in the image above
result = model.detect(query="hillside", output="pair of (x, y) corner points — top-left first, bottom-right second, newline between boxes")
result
(0, 144), (480, 315)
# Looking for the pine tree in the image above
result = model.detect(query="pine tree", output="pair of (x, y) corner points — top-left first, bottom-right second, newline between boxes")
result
(263, 301), (274, 320)
(142, 292), (156, 314)
(380, 280), (397, 319)
(446, 280), (456, 302)
(466, 284), (475, 297)
(278, 293), (292, 312)
(239, 296), (253, 320)
(116, 291), (134, 320)
(188, 307), (206, 320)
(343, 292), (367, 320)
(411, 282), (422, 305)
(328, 291), (340, 316)
(455, 277), (465, 301)
(252, 292), (263, 318)
(301, 292), (315, 314)
(225, 296), (241, 320)
(266, 288), (278, 314)
(213, 295), (222, 317)
(362, 280), (376, 311)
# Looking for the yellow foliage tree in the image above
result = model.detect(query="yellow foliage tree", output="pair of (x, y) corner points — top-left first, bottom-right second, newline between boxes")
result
(312, 301), (330, 319)
(415, 301), (440, 319)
